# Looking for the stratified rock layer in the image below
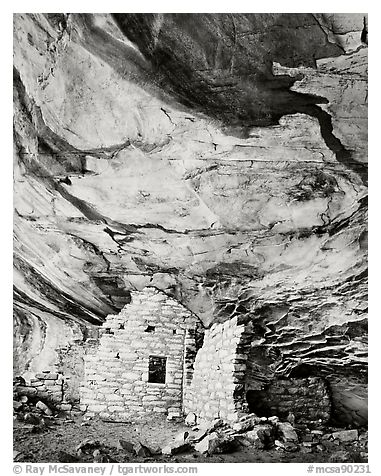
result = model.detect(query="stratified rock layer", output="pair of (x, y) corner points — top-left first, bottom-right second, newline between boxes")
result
(13, 13), (367, 425)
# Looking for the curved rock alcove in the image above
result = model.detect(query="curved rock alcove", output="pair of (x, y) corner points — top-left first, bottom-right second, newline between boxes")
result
(13, 13), (367, 428)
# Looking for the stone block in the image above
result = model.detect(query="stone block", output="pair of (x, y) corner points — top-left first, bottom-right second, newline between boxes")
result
(194, 432), (237, 455)
(87, 404), (108, 412)
(142, 395), (158, 401)
(185, 412), (197, 426)
(331, 430), (358, 442)
(36, 401), (53, 416)
(119, 439), (135, 453)
(121, 372), (141, 380)
(15, 386), (37, 397)
(167, 411), (182, 419)
(242, 424), (275, 449)
(232, 414), (261, 432)
(108, 406), (125, 412)
(133, 442), (152, 457)
(166, 389), (182, 396)
(106, 392), (125, 400)
(57, 404), (72, 411)
(277, 422), (299, 443)
(36, 373), (58, 380)
(162, 442), (191, 456)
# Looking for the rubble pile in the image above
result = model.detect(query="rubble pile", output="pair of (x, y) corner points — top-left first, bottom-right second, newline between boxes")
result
(154, 413), (368, 461)
(13, 374), (81, 429)
(13, 394), (368, 464)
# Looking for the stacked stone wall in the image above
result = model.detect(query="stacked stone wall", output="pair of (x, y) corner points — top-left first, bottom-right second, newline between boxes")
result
(55, 336), (98, 403)
(80, 287), (196, 421)
(184, 316), (253, 423)
(14, 371), (72, 411)
(246, 376), (331, 423)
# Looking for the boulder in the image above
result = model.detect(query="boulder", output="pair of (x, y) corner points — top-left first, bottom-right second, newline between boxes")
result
(36, 401), (53, 416)
(189, 418), (225, 443)
(162, 431), (192, 456)
(331, 429), (359, 443)
(76, 439), (101, 455)
(241, 424), (275, 449)
(119, 439), (135, 453)
(162, 442), (192, 456)
(185, 412), (197, 427)
(15, 386), (37, 398)
(194, 432), (237, 455)
(187, 427), (208, 444)
(133, 442), (152, 457)
(174, 431), (189, 443)
(277, 422), (299, 443)
(232, 414), (261, 433)
(146, 445), (162, 456)
(199, 418), (224, 434)
(194, 433), (218, 454)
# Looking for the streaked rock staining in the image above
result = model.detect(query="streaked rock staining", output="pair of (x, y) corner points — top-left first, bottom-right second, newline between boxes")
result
(13, 13), (368, 463)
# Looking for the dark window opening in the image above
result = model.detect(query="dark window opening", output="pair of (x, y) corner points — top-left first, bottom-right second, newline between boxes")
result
(119, 323), (125, 330)
(173, 329), (177, 335)
(148, 356), (167, 384)
(145, 325), (155, 333)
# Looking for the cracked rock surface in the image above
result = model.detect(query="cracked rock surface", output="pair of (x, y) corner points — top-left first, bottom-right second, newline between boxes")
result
(13, 13), (367, 426)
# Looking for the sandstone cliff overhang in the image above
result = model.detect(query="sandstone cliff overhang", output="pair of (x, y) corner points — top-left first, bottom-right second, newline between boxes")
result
(13, 13), (367, 426)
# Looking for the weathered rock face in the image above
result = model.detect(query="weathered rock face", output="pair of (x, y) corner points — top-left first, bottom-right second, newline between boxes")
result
(13, 13), (367, 425)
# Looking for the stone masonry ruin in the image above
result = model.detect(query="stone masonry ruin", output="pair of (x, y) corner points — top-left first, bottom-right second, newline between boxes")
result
(246, 377), (331, 423)
(80, 287), (198, 421)
(184, 316), (253, 422)
(81, 288), (332, 424)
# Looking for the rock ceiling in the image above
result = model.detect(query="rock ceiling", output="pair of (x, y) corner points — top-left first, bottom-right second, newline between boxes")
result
(13, 13), (367, 423)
